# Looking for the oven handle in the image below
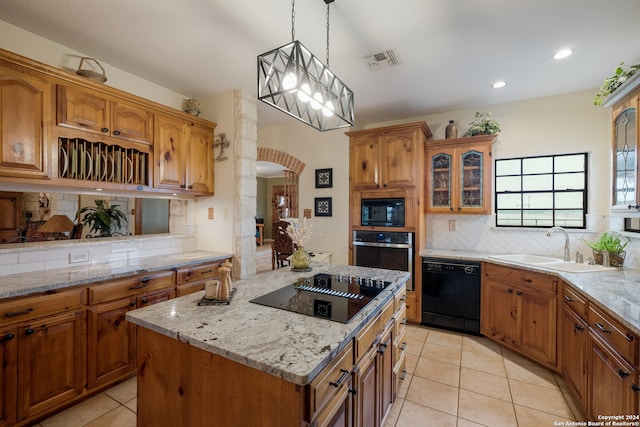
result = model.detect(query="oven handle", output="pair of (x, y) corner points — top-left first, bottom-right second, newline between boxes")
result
(352, 241), (412, 249)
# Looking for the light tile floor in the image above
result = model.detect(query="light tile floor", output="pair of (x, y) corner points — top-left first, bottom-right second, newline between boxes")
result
(35, 324), (586, 426)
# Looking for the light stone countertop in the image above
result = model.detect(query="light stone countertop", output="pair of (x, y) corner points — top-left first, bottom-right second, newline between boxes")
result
(0, 250), (234, 299)
(421, 248), (640, 335)
(126, 263), (410, 386)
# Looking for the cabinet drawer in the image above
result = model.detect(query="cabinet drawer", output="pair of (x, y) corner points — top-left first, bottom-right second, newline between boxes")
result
(0, 287), (86, 326)
(394, 304), (407, 341)
(394, 328), (407, 363)
(308, 342), (354, 422)
(394, 284), (407, 311)
(588, 304), (638, 364)
(176, 262), (221, 284)
(89, 270), (175, 305)
(176, 281), (207, 297)
(484, 262), (557, 295)
(562, 283), (588, 318)
(355, 299), (393, 360)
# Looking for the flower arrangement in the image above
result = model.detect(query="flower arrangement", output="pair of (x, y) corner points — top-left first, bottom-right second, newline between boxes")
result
(286, 217), (313, 247)
(593, 62), (640, 106)
(463, 112), (501, 137)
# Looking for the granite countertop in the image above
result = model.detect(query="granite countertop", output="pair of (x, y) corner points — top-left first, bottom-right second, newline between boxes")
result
(126, 263), (410, 386)
(0, 250), (234, 299)
(421, 248), (640, 335)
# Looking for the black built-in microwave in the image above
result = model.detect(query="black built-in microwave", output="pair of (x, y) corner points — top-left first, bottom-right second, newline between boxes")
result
(361, 198), (405, 227)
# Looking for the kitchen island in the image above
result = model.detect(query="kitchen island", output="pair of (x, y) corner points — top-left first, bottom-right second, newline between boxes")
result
(126, 263), (410, 427)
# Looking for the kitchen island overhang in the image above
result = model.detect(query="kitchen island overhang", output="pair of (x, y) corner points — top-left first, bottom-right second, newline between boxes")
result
(127, 263), (409, 426)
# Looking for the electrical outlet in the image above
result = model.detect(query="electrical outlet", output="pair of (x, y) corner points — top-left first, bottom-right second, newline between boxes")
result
(448, 220), (457, 231)
(208, 207), (214, 219)
(69, 252), (89, 263)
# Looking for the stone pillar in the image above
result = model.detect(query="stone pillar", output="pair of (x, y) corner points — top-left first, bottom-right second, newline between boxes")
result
(233, 89), (257, 279)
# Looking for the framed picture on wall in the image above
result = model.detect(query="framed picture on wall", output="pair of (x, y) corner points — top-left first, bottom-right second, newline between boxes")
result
(315, 197), (332, 217)
(315, 168), (333, 188)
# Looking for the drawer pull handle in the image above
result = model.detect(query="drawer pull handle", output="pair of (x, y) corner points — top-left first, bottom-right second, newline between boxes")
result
(200, 269), (214, 275)
(400, 342), (407, 351)
(563, 295), (573, 302)
(618, 368), (630, 379)
(625, 334), (634, 342)
(129, 277), (151, 290)
(401, 318), (408, 325)
(595, 323), (612, 334)
(3, 333), (15, 342)
(574, 324), (584, 332)
(400, 295), (407, 301)
(24, 328), (35, 336)
(329, 369), (349, 388)
(5, 308), (34, 318)
(399, 370), (408, 381)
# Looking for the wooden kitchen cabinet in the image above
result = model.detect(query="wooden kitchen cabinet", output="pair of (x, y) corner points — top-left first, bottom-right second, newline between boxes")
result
(560, 302), (588, 407)
(154, 114), (215, 195)
(57, 85), (153, 144)
(426, 135), (495, 214)
(17, 309), (87, 421)
(0, 326), (17, 427)
(175, 260), (225, 296)
(0, 61), (52, 179)
(87, 271), (175, 389)
(605, 74), (640, 212)
(481, 263), (558, 369)
(347, 122), (431, 191)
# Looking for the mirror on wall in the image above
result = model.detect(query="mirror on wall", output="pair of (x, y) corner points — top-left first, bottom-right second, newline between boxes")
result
(0, 191), (170, 244)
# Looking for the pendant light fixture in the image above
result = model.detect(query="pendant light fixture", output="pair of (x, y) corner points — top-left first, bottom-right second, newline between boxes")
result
(257, 0), (354, 131)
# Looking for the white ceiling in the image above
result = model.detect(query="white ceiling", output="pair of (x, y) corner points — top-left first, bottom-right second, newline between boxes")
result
(1, 0), (639, 129)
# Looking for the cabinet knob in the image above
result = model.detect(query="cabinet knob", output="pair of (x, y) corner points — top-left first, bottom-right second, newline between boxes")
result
(574, 324), (584, 332)
(457, 207), (462, 211)
(101, 127), (109, 133)
(632, 383), (640, 392)
(113, 130), (121, 136)
(516, 290), (522, 296)
(628, 204), (640, 210)
(507, 288), (513, 293)
(141, 298), (148, 304)
(24, 328), (35, 336)
(348, 387), (357, 396)
(129, 300), (136, 307)
(180, 184), (187, 189)
(618, 368), (630, 379)
(450, 207), (454, 211)
(188, 185), (194, 189)
(3, 333), (15, 342)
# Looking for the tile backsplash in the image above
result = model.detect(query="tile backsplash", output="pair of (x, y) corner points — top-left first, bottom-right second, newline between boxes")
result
(426, 214), (639, 270)
(0, 234), (197, 276)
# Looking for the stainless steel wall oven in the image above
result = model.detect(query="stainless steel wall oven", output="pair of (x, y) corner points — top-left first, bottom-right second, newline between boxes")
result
(352, 230), (414, 290)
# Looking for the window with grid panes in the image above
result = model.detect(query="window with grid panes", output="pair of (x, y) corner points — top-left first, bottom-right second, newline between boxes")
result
(495, 153), (587, 228)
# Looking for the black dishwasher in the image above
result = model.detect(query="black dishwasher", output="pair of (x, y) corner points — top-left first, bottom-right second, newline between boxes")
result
(422, 258), (481, 335)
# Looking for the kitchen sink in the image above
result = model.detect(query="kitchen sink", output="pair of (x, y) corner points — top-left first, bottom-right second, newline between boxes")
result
(488, 254), (617, 273)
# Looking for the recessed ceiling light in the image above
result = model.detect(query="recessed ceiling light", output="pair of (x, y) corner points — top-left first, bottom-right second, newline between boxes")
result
(553, 49), (573, 60)
(492, 81), (507, 89)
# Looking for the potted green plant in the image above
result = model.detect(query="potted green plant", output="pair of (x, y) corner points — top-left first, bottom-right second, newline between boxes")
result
(463, 112), (501, 137)
(581, 231), (629, 267)
(77, 200), (128, 238)
(593, 62), (640, 106)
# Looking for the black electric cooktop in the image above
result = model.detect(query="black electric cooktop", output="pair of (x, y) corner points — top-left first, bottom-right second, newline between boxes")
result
(250, 273), (391, 323)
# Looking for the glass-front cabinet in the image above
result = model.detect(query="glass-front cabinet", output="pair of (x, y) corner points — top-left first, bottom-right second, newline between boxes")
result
(611, 96), (639, 211)
(425, 135), (496, 214)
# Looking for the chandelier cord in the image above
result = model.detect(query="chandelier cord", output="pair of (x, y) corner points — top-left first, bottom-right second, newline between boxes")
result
(291, 0), (295, 42)
(326, 2), (330, 67)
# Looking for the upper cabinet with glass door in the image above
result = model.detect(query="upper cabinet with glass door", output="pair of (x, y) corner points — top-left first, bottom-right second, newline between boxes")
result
(606, 78), (640, 212)
(425, 135), (496, 214)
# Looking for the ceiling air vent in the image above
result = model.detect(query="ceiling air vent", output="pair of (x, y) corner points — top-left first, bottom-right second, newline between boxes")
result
(364, 49), (401, 71)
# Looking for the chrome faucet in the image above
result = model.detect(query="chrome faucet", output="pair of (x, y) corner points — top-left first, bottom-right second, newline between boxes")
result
(546, 226), (571, 262)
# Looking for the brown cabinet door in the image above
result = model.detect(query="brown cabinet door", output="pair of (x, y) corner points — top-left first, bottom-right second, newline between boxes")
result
(57, 85), (110, 135)
(380, 128), (417, 189)
(0, 64), (51, 178)
(313, 376), (354, 427)
(154, 114), (186, 190)
(87, 298), (136, 388)
(588, 331), (637, 419)
(457, 144), (491, 214)
(560, 304), (588, 406)
(350, 134), (382, 190)
(480, 280), (517, 347)
(354, 348), (378, 427)
(379, 328), (394, 424)
(186, 123), (214, 194)
(17, 309), (86, 421)
(516, 287), (557, 367)
(0, 326), (17, 427)
(111, 100), (153, 144)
